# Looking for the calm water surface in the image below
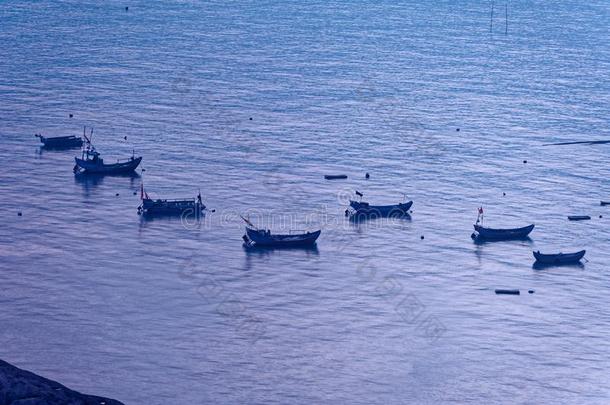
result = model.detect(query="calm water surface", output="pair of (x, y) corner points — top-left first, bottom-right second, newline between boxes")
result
(1, 1), (610, 403)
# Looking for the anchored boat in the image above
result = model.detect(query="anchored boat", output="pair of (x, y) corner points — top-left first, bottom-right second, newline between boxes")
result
(241, 216), (321, 248)
(73, 127), (142, 175)
(347, 191), (412, 218)
(533, 250), (586, 265)
(74, 148), (142, 175)
(137, 185), (205, 217)
(35, 134), (83, 149)
(472, 224), (535, 240)
(471, 207), (534, 241)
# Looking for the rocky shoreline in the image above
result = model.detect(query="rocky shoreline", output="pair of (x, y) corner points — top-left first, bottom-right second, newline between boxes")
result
(0, 359), (124, 405)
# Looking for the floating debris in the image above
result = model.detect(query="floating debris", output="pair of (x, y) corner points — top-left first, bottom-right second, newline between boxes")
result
(324, 174), (347, 180)
(528, 290), (535, 294)
(365, 172), (370, 179)
(69, 114), (73, 118)
(115, 193), (120, 197)
(420, 235), (424, 240)
(17, 211), (22, 216)
(601, 201), (610, 206)
(523, 160), (527, 164)
(495, 289), (520, 295)
(568, 215), (590, 221)
(544, 140), (610, 146)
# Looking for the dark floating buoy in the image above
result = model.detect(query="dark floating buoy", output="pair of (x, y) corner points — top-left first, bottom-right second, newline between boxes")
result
(568, 215), (591, 221)
(600, 215), (603, 218)
(456, 128), (460, 132)
(365, 172), (370, 179)
(495, 289), (520, 295)
(420, 235), (424, 240)
(324, 174), (347, 180)
(503, 192), (506, 196)
(124, 136), (127, 140)
(115, 193), (120, 196)
(523, 160), (527, 164)
(17, 211), (22, 216)
(133, 191), (137, 195)
(69, 114), (73, 118)
(125, 6), (129, 11)
(249, 117), (252, 120)
(528, 290), (535, 294)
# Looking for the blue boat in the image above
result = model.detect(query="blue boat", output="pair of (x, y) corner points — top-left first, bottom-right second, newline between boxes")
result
(533, 250), (585, 265)
(36, 134), (83, 149)
(348, 200), (413, 217)
(472, 224), (535, 241)
(74, 148), (142, 175)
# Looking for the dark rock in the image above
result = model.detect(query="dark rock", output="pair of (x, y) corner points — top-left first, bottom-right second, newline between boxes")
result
(0, 359), (124, 405)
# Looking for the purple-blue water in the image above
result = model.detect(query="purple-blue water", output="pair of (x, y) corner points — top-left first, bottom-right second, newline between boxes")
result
(1, 1), (610, 403)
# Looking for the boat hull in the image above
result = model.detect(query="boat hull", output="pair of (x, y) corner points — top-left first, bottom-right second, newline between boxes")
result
(533, 250), (585, 265)
(349, 200), (413, 216)
(472, 224), (534, 240)
(244, 228), (321, 248)
(75, 156), (142, 174)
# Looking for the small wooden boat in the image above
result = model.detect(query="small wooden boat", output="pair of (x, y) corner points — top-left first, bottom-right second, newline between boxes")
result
(568, 215), (590, 221)
(36, 134), (83, 148)
(348, 200), (413, 217)
(74, 148), (141, 175)
(138, 186), (205, 217)
(242, 227), (321, 248)
(324, 174), (348, 180)
(472, 224), (534, 240)
(533, 250), (585, 265)
(240, 216), (320, 248)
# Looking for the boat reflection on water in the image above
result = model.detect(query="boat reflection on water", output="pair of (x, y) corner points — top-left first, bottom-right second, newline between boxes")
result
(74, 171), (140, 195)
(348, 210), (412, 224)
(242, 243), (320, 271)
(471, 236), (533, 246)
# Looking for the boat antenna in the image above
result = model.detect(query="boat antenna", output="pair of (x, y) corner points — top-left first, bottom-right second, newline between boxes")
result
(240, 215), (257, 230)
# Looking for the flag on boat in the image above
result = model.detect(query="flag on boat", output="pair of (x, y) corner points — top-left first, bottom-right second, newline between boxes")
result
(355, 190), (363, 197)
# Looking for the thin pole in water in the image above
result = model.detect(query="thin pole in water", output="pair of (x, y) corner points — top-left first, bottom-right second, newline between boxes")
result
(505, 3), (508, 35)
(490, 1), (494, 33)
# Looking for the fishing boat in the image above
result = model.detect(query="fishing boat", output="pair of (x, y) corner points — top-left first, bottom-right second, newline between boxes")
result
(347, 191), (413, 217)
(73, 127), (142, 175)
(35, 134), (83, 148)
(74, 148), (142, 174)
(533, 250), (586, 265)
(241, 216), (321, 248)
(472, 224), (534, 240)
(137, 185), (205, 217)
(471, 207), (534, 240)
